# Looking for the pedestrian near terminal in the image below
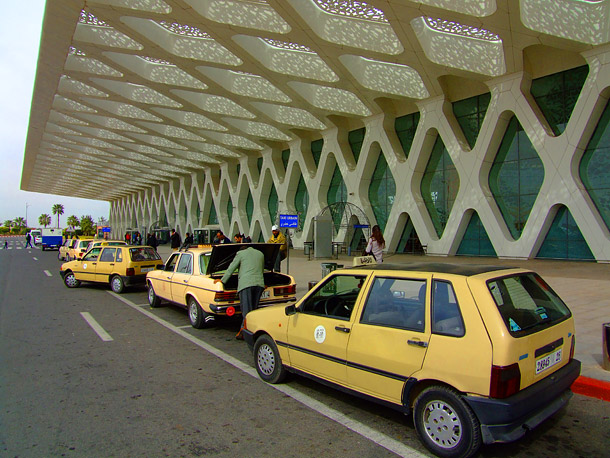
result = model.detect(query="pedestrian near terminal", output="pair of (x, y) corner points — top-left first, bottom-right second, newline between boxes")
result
(267, 225), (287, 272)
(214, 245), (265, 339)
(25, 233), (33, 249)
(212, 231), (231, 244)
(170, 229), (181, 250)
(147, 232), (158, 252)
(181, 232), (194, 248)
(365, 224), (385, 263)
(125, 232), (131, 244)
(234, 233), (243, 243)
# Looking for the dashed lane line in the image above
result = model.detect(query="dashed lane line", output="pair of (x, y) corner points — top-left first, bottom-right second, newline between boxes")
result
(43, 270), (52, 277)
(80, 312), (114, 342)
(108, 291), (426, 458)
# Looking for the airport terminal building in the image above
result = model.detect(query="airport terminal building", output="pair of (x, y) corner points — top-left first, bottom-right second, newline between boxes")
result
(21, 0), (610, 260)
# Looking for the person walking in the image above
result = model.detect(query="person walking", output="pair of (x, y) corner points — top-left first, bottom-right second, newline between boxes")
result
(25, 233), (33, 249)
(214, 245), (265, 340)
(147, 232), (158, 252)
(170, 229), (181, 250)
(365, 224), (385, 263)
(267, 225), (287, 272)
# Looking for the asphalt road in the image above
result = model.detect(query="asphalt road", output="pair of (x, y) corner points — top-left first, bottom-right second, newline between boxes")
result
(1, 237), (609, 458)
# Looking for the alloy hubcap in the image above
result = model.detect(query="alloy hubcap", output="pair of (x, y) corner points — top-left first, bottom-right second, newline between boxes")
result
(422, 400), (462, 449)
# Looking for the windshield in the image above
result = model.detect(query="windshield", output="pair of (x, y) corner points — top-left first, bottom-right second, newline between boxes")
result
(129, 247), (161, 262)
(487, 273), (571, 337)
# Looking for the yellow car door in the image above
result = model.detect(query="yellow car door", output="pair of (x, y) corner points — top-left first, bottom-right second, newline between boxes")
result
(346, 273), (432, 404)
(287, 274), (367, 386)
(95, 247), (117, 283)
(170, 253), (193, 306)
(75, 247), (103, 282)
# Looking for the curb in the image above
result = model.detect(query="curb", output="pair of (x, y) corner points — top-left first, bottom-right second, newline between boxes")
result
(572, 376), (610, 401)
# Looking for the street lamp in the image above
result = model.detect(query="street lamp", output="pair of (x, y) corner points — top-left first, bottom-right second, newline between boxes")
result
(25, 202), (30, 229)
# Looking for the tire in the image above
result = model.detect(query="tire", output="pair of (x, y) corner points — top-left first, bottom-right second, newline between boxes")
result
(253, 334), (286, 384)
(110, 275), (125, 294)
(188, 297), (213, 329)
(413, 386), (481, 458)
(58, 251), (64, 261)
(148, 283), (162, 307)
(63, 271), (80, 289)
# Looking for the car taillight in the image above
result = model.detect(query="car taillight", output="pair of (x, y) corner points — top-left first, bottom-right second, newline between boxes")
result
(490, 363), (521, 399)
(126, 268), (135, 276)
(570, 335), (576, 360)
(274, 284), (296, 296)
(215, 291), (238, 302)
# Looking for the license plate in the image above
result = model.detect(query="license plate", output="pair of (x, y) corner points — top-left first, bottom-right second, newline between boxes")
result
(535, 348), (562, 375)
(140, 267), (153, 273)
(261, 290), (270, 299)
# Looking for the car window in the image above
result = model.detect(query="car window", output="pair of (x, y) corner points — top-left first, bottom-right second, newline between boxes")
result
(83, 247), (102, 261)
(300, 274), (366, 320)
(116, 249), (123, 262)
(432, 280), (465, 337)
(361, 277), (426, 331)
(79, 241), (90, 249)
(129, 247), (160, 262)
(487, 273), (571, 337)
(165, 254), (179, 272)
(199, 253), (210, 274)
(99, 248), (117, 263)
(176, 254), (193, 274)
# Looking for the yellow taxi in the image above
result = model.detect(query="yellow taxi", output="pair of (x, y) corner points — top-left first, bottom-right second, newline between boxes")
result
(85, 239), (127, 252)
(58, 238), (79, 261)
(146, 243), (296, 329)
(60, 245), (162, 293)
(243, 261), (580, 458)
(66, 237), (94, 261)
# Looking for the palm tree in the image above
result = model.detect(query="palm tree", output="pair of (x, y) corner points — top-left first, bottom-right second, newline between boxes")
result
(52, 204), (64, 228)
(3, 219), (12, 228)
(13, 217), (26, 228)
(66, 215), (79, 230)
(39, 214), (51, 228)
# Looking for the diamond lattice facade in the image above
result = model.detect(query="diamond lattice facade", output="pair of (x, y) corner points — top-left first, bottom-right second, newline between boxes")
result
(21, 0), (610, 261)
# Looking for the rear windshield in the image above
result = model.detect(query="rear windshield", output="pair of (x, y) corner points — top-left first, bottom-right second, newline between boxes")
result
(487, 273), (571, 337)
(129, 247), (161, 262)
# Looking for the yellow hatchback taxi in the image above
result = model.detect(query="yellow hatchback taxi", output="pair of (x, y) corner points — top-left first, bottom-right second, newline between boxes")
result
(67, 237), (94, 261)
(58, 238), (79, 261)
(243, 262), (580, 458)
(60, 245), (162, 293)
(146, 243), (296, 329)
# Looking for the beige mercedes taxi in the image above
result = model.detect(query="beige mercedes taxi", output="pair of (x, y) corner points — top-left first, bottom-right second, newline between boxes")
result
(243, 261), (580, 458)
(146, 244), (296, 329)
(60, 245), (162, 293)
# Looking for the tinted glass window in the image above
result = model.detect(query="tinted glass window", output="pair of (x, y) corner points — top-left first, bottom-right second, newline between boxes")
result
(487, 273), (571, 337)
(176, 254), (193, 274)
(129, 247), (161, 262)
(361, 277), (426, 331)
(99, 248), (116, 263)
(432, 281), (465, 337)
(116, 249), (123, 262)
(165, 254), (179, 272)
(300, 275), (366, 320)
(83, 247), (102, 261)
(199, 253), (210, 274)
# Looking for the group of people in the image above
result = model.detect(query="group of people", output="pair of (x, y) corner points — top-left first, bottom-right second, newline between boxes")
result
(124, 231), (142, 245)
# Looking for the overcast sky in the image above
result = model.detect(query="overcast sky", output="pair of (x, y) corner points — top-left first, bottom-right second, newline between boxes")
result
(0, 1), (110, 226)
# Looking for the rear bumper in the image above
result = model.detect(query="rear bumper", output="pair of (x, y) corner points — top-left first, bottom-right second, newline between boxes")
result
(465, 359), (581, 444)
(122, 274), (147, 286)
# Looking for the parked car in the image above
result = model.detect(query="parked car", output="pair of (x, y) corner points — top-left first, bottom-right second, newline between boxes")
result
(41, 228), (63, 251)
(85, 239), (127, 252)
(58, 238), (78, 261)
(28, 229), (42, 245)
(67, 237), (94, 261)
(243, 262), (581, 458)
(146, 243), (296, 329)
(60, 245), (162, 293)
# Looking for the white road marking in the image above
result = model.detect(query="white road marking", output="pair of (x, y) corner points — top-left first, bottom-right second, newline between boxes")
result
(43, 270), (52, 277)
(108, 291), (426, 458)
(177, 325), (193, 329)
(80, 312), (114, 342)
(33, 257), (38, 261)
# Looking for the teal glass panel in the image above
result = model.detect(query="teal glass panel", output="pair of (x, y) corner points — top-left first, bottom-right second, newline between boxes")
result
(490, 116), (544, 239)
(457, 212), (496, 256)
(196, 202), (201, 220)
(236, 164), (240, 177)
(268, 185), (278, 225)
(421, 137), (460, 237)
(311, 139), (323, 168)
(258, 232), (265, 243)
(350, 227), (366, 251)
(531, 65), (588, 135)
(282, 149), (290, 171)
(368, 153), (395, 233)
(580, 99), (610, 231)
(227, 198), (233, 223)
(394, 112), (420, 159)
(452, 92), (491, 149)
(536, 206), (594, 260)
(246, 192), (253, 224)
(295, 176), (309, 231)
(257, 157), (263, 174)
(209, 204), (218, 224)
(397, 219), (424, 254)
(348, 128), (365, 163)
(327, 166), (347, 230)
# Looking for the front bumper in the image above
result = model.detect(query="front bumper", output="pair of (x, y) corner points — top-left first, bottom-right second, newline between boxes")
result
(465, 359), (581, 444)
(243, 329), (255, 350)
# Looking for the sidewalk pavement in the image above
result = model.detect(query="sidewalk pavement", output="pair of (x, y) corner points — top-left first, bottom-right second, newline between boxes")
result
(156, 244), (610, 400)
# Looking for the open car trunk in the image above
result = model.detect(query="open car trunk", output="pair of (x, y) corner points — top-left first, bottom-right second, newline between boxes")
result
(220, 271), (292, 291)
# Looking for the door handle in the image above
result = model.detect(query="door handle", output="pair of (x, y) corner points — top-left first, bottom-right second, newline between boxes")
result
(408, 339), (428, 348)
(166, 276), (172, 280)
(109, 263), (114, 266)
(335, 326), (350, 333)
(183, 279), (188, 283)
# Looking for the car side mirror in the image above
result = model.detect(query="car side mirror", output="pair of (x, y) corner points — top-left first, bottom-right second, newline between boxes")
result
(285, 304), (297, 316)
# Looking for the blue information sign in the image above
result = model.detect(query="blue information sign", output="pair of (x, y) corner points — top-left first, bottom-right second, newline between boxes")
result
(354, 224), (369, 229)
(280, 214), (299, 228)
(102, 227), (111, 233)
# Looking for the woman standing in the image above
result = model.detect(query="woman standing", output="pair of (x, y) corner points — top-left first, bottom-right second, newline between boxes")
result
(366, 225), (385, 263)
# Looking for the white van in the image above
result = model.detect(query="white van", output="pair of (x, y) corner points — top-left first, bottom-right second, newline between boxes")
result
(29, 229), (42, 245)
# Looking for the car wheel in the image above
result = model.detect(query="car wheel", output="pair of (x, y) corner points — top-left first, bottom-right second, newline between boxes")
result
(110, 275), (125, 294)
(413, 386), (481, 458)
(63, 271), (80, 289)
(148, 283), (162, 308)
(188, 297), (213, 329)
(254, 334), (286, 384)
